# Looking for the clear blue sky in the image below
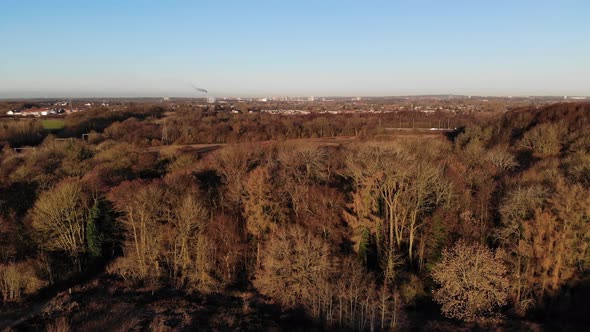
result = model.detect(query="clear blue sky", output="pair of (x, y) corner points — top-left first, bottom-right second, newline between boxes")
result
(1, 0), (589, 97)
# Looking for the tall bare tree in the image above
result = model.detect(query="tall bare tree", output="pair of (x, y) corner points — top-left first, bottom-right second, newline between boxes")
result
(31, 179), (90, 272)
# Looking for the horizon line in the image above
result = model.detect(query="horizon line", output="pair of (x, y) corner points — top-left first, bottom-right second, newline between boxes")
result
(1, 94), (589, 100)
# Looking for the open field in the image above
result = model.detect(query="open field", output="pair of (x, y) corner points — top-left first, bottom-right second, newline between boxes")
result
(146, 133), (448, 156)
(41, 119), (65, 130)
(147, 143), (224, 156)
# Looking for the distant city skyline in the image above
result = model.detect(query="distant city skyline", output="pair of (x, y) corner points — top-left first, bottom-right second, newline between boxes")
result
(1, 1), (589, 98)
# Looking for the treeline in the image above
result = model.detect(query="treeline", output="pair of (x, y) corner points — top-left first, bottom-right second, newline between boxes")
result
(1, 102), (590, 330)
(159, 109), (469, 144)
(0, 104), (165, 148)
(2, 107), (469, 150)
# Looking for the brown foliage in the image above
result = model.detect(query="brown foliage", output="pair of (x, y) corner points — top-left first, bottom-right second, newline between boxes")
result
(254, 226), (332, 310)
(499, 178), (590, 312)
(107, 179), (219, 291)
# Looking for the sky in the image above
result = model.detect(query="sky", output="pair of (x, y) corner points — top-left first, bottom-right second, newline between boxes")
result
(1, 0), (589, 98)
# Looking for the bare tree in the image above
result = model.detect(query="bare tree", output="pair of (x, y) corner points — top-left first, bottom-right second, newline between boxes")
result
(243, 166), (288, 267)
(108, 181), (165, 283)
(31, 179), (90, 272)
(254, 226), (332, 312)
(165, 193), (213, 290)
(432, 241), (509, 322)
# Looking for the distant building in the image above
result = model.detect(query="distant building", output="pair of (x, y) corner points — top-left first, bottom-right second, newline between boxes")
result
(308, 96), (315, 102)
(207, 97), (216, 103)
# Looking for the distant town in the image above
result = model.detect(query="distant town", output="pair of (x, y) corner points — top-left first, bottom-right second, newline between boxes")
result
(2, 95), (587, 118)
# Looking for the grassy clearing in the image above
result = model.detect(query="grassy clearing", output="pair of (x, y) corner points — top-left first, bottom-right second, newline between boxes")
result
(42, 119), (65, 130)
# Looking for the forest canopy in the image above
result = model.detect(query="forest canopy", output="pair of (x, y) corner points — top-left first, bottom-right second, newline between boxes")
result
(1, 102), (590, 330)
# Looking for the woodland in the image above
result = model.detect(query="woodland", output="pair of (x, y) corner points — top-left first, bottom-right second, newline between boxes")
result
(1, 102), (589, 331)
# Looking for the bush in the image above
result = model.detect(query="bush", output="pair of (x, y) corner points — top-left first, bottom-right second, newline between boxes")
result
(45, 317), (70, 332)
